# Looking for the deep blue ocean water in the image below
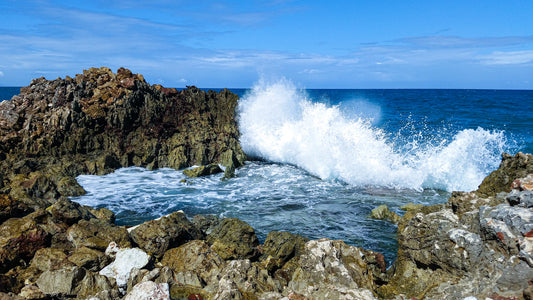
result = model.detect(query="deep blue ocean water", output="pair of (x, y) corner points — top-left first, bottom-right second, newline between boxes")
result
(1, 84), (531, 262)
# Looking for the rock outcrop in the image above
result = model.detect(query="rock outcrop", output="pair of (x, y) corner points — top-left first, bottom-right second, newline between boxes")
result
(378, 152), (533, 299)
(0, 67), (245, 210)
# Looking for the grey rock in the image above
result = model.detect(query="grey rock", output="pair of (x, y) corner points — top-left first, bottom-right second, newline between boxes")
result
(36, 266), (85, 296)
(211, 259), (282, 296)
(124, 281), (170, 300)
(287, 238), (377, 299)
(507, 190), (533, 208)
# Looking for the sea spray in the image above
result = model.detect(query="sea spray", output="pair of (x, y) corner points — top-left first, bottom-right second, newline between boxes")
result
(238, 79), (508, 192)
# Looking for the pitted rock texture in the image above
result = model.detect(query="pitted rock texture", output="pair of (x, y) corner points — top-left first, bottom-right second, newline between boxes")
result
(0, 67), (245, 209)
(378, 152), (533, 300)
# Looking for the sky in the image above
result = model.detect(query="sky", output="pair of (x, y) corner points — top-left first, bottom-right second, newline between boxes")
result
(1, 0), (533, 89)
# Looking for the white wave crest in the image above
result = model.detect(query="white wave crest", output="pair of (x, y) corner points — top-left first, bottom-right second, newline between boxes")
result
(238, 79), (508, 192)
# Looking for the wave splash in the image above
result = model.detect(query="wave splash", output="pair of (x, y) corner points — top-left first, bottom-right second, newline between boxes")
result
(238, 79), (508, 192)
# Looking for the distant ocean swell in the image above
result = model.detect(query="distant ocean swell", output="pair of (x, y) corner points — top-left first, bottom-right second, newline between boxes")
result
(238, 79), (508, 192)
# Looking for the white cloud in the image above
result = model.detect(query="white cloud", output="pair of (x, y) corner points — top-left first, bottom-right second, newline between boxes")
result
(479, 50), (533, 65)
(0, 71), (4, 77)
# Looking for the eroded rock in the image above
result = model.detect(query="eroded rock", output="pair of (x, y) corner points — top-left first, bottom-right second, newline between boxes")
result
(260, 231), (308, 272)
(36, 266), (85, 297)
(287, 238), (378, 299)
(129, 211), (204, 258)
(207, 218), (260, 260)
(124, 281), (170, 300)
(161, 240), (224, 288)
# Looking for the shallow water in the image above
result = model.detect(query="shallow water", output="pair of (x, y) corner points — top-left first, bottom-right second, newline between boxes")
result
(73, 163), (450, 262)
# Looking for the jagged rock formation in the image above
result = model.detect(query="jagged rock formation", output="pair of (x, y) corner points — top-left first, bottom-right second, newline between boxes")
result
(378, 152), (533, 299)
(0, 67), (245, 209)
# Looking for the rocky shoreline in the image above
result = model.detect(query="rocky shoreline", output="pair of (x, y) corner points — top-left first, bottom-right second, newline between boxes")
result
(1, 68), (532, 299)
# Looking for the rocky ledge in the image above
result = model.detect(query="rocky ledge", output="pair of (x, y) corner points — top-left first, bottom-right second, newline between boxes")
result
(1, 69), (532, 299)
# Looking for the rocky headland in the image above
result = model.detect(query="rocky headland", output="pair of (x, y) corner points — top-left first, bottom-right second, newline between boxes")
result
(0, 68), (532, 299)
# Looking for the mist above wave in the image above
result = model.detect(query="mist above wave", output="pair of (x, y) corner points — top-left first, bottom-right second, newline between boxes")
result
(238, 79), (508, 192)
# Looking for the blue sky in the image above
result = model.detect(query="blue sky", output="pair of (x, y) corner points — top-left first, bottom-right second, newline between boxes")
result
(1, 0), (533, 88)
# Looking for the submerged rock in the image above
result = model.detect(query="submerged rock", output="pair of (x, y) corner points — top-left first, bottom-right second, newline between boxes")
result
(182, 163), (223, 178)
(370, 204), (401, 224)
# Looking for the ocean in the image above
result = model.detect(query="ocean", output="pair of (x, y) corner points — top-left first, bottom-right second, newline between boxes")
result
(1, 82), (532, 262)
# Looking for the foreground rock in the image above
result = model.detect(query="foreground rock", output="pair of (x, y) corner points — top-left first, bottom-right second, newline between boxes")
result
(378, 152), (533, 299)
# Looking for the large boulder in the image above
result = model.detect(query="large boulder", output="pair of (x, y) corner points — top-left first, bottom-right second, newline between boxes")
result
(160, 240), (224, 289)
(129, 211), (204, 258)
(206, 218), (260, 260)
(67, 219), (131, 250)
(259, 231), (308, 272)
(477, 152), (533, 196)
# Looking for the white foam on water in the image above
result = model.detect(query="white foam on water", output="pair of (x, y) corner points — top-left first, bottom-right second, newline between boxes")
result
(238, 79), (507, 192)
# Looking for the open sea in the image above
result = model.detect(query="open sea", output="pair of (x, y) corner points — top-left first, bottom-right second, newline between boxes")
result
(2, 82), (532, 262)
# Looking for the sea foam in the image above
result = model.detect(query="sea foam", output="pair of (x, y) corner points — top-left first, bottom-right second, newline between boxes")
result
(238, 79), (508, 192)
